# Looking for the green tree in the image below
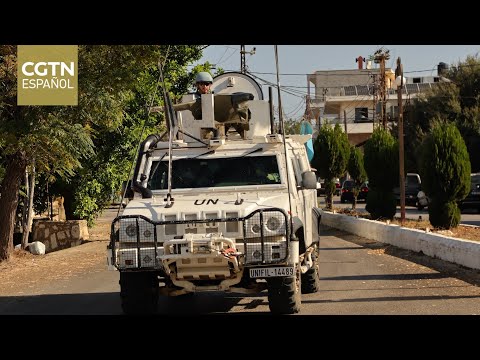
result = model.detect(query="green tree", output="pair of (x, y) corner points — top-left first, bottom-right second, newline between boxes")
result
(284, 118), (301, 134)
(347, 146), (367, 210)
(0, 45), (206, 262)
(419, 121), (471, 229)
(0, 46), (95, 261)
(364, 127), (398, 220)
(406, 55), (480, 173)
(43, 45), (206, 226)
(311, 123), (350, 209)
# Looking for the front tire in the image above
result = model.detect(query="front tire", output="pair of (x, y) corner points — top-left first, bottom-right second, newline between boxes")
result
(119, 271), (159, 315)
(267, 265), (301, 314)
(301, 245), (320, 294)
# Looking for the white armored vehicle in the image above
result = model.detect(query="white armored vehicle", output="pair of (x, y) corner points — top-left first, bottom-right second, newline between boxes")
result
(107, 71), (321, 314)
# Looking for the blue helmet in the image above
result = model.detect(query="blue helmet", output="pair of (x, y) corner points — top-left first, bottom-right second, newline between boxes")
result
(195, 71), (213, 83)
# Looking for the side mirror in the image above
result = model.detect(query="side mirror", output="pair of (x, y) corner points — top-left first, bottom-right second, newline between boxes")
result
(125, 187), (134, 200)
(302, 171), (318, 189)
(124, 180), (134, 200)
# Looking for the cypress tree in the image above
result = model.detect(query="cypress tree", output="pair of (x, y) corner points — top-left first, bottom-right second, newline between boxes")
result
(364, 127), (399, 219)
(419, 121), (471, 228)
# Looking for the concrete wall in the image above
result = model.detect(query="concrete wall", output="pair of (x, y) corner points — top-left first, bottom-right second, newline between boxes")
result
(33, 220), (89, 253)
(320, 210), (480, 270)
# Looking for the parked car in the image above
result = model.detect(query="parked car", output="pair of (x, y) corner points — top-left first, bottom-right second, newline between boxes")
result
(334, 178), (341, 196)
(459, 173), (480, 213)
(317, 177), (341, 196)
(340, 180), (368, 203)
(340, 180), (355, 203)
(357, 181), (369, 202)
(394, 173), (422, 207)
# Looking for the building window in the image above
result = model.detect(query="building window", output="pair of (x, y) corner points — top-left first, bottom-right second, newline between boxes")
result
(354, 107), (370, 122)
(412, 77), (421, 83)
(389, 105), (398, 119)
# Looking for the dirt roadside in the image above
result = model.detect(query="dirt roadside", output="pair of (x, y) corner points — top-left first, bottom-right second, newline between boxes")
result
(0, 209), (116, 296)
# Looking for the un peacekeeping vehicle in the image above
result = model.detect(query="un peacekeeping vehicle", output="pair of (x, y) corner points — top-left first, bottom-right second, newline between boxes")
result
(107, 71), (322, 314)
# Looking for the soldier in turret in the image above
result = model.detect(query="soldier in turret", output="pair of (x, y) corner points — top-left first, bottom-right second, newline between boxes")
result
(194, 71), (213, 98)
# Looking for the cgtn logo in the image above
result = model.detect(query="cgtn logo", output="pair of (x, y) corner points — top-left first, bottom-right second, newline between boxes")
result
(17, 45), (78, 106)
(21, 61), (75, 89)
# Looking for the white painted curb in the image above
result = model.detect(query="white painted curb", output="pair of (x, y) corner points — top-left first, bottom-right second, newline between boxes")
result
(320, 210), (480, 270)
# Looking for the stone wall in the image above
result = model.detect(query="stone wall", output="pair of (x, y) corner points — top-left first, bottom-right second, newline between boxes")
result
(33, 220), (89, 253)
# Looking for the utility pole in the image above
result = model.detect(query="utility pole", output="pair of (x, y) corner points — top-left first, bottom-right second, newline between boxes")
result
(396, 57), (406, 225)
(240, 45), (256, 74)
(240, 45), (245, 73)
(374, 48), (390, 129)
(305, 95), (311, 119)
(372, 73), (377, 127)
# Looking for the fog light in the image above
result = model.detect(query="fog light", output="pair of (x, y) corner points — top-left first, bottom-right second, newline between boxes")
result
(252, 224), (261, 234)
(266, 217), (281, 231)
(125, 224), (137, 237)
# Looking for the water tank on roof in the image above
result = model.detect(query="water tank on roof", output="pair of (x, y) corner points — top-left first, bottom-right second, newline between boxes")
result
(438, 62), (449, 76)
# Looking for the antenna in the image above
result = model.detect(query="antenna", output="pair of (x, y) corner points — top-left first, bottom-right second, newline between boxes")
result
(374, 47), (390, 129)
(274, 45), (294, 242)
(158, 59), (178, 207)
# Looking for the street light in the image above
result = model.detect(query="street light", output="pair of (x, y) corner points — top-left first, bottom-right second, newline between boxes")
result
(395, 57), (406, 225)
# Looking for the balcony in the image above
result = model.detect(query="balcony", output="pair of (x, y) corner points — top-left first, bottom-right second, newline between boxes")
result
(311, 82), (437, 103)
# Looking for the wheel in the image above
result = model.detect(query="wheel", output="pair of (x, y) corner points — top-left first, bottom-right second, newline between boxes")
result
(301, 245), (320, 294)
(267, 265), (301, 314)
(119, 271), (159, 314)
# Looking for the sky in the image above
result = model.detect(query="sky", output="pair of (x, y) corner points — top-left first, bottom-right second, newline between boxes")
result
(193, 45), (480, 120)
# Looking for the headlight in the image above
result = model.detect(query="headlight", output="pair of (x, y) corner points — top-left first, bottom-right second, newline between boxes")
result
(251, 224), (261, 234)
(244, 210), (287, 238)
(125, 224), (137, 237)
(118, 218), (155, 243)
(266, 216), (281, 231)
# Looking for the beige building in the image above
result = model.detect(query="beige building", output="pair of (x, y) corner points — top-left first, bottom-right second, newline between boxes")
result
(307, 62), (440, 146)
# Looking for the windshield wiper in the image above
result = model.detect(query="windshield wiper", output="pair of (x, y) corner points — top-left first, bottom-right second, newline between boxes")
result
(192, 149), (216, 159)
(150, 153), (168, 180)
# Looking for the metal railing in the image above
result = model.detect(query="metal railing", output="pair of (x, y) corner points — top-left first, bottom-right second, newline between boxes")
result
(311, 82), (437, 100)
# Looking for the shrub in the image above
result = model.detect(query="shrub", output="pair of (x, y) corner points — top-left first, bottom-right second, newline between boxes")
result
(364, 127), (398, 219)
(419, 121), (471, 229)
(312, 124), (350, 209)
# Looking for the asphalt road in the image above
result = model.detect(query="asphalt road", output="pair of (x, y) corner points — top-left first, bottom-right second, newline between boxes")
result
(320, 195), (480, 227)
(1, 207), (479, 315)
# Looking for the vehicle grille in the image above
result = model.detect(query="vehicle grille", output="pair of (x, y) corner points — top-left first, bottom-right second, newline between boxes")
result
(110, 208), (289, 268)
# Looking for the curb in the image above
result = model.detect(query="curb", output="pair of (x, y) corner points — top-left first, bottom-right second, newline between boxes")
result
(320, 210), (480, 270)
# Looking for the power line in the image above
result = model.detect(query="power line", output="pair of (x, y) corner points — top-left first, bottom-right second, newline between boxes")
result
(231, 67), (441, 76)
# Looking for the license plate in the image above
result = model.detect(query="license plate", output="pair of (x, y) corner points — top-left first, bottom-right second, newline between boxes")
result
(249, 267), (294, 278)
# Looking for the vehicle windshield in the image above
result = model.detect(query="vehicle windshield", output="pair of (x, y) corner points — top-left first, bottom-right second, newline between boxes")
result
(148, 155), (281, 190)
